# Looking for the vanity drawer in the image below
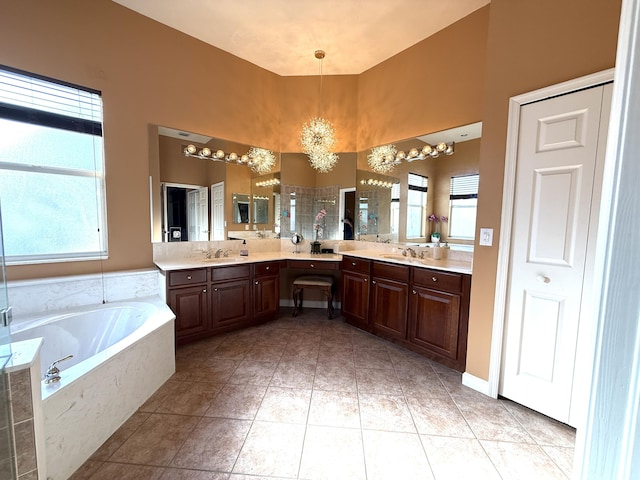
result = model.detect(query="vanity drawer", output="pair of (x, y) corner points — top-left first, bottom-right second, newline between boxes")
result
(253, 261), (281, 276)
(412, 268), (462, 293)
(168, 268), (208, 287)
(288, 259), (339, 270)
(211, 264), (251, 282)
(372, 261), (410, 283)
(341, 256), (371, 275)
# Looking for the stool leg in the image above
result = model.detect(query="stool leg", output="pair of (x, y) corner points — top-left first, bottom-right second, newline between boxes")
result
(327, 286), (334, 319)
(292, 287), (299, 317)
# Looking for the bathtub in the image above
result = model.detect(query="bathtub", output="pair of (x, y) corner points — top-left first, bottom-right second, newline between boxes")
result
(11, 296), (176, 480)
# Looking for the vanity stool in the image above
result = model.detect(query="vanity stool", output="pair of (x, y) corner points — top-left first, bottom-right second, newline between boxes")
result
(292, 275), (334, 319)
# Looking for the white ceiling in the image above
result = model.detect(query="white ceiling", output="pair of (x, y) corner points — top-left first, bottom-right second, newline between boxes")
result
(112, 0), (490, 76)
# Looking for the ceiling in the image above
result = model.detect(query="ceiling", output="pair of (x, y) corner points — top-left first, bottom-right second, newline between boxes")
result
(112, 0), (490, 76)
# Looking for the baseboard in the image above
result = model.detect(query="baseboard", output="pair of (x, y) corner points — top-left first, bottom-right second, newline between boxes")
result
(462, 372), (494, 397)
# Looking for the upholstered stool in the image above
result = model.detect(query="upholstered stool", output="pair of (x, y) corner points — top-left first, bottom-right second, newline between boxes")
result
(292, 275), (334, 319)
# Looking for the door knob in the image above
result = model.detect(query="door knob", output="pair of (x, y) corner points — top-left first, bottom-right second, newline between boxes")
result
(537, 275), (551, 284)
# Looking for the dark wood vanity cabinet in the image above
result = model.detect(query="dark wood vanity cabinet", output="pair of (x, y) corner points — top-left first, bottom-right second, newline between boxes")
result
(210, 265), (252, 330)
(341, 255), (471, 372)
(167, 269), (210, 341)
(341, 257), (371, 330)
(408, 268), (471, 371)
(252, 261), (282, 321)
(370, 261), (409, 341)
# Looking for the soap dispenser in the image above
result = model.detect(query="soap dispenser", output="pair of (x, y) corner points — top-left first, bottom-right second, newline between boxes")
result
(240, 240), (249, 256)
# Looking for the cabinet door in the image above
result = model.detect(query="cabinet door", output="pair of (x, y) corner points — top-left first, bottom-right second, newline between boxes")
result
(371, 277), (408, 340)
(409, 285), (461, 362)
(341, 271), (370, 330)
(253, 274), (279, 319)
(169, 285), (209, 340)
(211, 278), (252, 329)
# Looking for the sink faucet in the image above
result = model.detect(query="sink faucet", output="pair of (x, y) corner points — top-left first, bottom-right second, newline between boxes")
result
(403, 247), (417, 258)
(214, 248), (224, 258)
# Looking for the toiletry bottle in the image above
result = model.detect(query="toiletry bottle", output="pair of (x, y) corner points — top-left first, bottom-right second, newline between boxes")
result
(240, 240), (249, 256)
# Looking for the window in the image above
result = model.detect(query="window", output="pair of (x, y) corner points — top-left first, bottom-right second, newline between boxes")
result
(0, 66), (106, 263)
(406, 173), (427, 238)
(390, 182), (400, 237)
(449, 174), (479, 239)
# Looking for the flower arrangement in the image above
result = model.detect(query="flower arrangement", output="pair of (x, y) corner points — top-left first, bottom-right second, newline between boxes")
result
(428, 214), (448, 240)
(313, 209), (327, 241)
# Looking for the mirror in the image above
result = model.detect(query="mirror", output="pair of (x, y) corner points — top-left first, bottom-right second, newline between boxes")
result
(233, 193), (251, 223)
(150, 125), (280, 241)
(357, 122), (481, 246)
(161, 182), (209, 242)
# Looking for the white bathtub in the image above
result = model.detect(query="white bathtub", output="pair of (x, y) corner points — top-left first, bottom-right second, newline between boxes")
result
(11, 296), (176, 480)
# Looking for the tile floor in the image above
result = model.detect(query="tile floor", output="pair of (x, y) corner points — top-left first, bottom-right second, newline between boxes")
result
(71, 308), (576, 480)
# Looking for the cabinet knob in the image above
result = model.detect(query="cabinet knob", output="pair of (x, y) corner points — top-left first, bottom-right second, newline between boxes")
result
(352, 262), (356, 266)
(255, 281), (259, 285)
(310, 264), (315, 268)
(432, 277), (438, 282)
(214, 288), (218, 292)
(266, 266), (270, 270)
(372, 280), (376, 285)
(412, 290), (417, 294)
(187, 275), (192, 280)
(364, 278), (368, 282)
(202, 289), (207, 293)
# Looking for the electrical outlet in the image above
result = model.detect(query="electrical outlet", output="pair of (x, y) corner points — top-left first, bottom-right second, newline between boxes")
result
(479, 228), (493, 246)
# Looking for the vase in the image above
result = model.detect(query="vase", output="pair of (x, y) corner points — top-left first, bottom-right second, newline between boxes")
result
(310, 241), (321, 254)
(431, 233), (441, 244)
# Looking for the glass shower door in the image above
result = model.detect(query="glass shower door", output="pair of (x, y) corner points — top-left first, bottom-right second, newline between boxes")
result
(0, 198), (16, 479)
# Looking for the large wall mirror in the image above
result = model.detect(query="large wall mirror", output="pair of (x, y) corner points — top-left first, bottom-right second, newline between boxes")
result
(149, 125), (281, 242)
(356, 122), (481, 247)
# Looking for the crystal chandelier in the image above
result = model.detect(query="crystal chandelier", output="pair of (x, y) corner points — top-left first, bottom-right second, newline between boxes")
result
(184, 144), (276, 174)
(300, 50), (339, 172)
(367, 142), (454, 174)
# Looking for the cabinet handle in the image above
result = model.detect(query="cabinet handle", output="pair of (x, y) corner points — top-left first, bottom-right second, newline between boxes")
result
(412, 290), (417, 294)
(310, 264), (315, 268)
(255, 281), (259, 285)
(352, 262), (356, 266)
(187, 275), (192, 280)
(364, 278), (368, 282)
(202, 289), (207, 293)
(372, 280), (376, 285)
(432, 277), (438, 282)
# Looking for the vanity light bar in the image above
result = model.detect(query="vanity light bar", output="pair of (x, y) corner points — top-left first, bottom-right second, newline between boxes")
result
(360, 179), (394, 189)
(255, 178), (281, 187)
(183, 144), (275, 175)
(368, 142), (455, 174)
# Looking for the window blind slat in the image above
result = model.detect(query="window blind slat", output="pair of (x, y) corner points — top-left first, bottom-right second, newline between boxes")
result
(450, 174), (479, 198)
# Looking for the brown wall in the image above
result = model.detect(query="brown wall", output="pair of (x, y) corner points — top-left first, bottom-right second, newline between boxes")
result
(466, 0), (621, 379)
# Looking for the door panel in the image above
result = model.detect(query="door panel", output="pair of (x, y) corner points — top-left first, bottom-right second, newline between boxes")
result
(501, 84), (611, 425)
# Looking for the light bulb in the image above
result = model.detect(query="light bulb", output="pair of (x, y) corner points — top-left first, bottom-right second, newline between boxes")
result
(422, 145), (433, 155)
(228, 152), (238, 161)
(409, 148), (419, 158)
(185, 144), (197, 155)
(241, 154), (249, 163)
(437, 142), (447, 152)
(215, 150), (225, 159)
(397, 151), (406, 160)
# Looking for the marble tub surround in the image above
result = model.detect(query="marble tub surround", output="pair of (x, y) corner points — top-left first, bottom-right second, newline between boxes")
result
(7, 269), (160, 318)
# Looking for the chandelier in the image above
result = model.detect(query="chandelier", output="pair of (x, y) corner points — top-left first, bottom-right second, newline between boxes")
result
(184, 144), (276, 175)
(367, 142), (454, 174)
(300, 50), (339, 172)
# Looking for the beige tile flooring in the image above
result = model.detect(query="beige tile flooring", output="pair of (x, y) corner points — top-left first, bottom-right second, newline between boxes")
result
(71, 309), (576, 479)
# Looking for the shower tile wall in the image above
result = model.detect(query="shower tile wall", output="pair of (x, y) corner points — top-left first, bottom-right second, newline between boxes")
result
(281, 185), (339, 242)
(3, 368), (38, 479)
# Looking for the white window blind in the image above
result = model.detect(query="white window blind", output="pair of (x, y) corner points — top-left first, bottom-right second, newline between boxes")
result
(449, 174), (479, 240)
(0, 65), (106, 263)
(450, 174), (479, 199)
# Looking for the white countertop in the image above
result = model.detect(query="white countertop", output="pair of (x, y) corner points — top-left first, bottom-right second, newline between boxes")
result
(154, 249), (472, 275)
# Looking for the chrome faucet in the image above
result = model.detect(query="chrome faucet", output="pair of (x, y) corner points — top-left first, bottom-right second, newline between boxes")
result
(214, 248), (224, 258)
(45, 354), (73, 384)
(403, 247), (417, 258)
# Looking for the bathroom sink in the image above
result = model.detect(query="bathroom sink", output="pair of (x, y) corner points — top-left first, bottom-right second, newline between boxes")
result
(202, 257), (248, 263)
(378, 253), (411, 261)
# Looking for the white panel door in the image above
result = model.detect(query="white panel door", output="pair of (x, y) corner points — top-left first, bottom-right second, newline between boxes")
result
(211, 182), (225, 241)
(187, 187), (209, 241)
(500, 84), (611, 425)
